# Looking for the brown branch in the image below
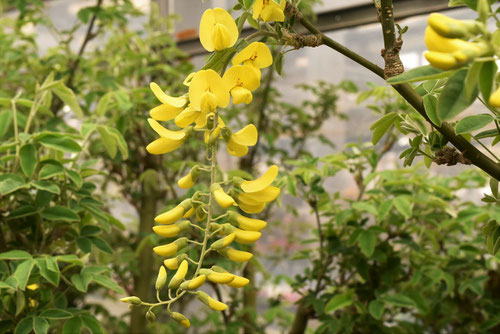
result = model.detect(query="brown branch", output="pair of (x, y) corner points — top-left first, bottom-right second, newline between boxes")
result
(297, 8), (500, 180)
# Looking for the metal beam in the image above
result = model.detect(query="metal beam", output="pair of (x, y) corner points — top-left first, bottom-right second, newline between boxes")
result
(177, 0), (454, 56)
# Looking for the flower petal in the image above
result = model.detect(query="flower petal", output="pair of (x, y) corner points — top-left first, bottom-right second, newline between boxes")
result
(199, 9), (216, 52)
(150, 82), (187, 107)
(146, 137), (183, 154)
(238, 200), (266, 214)
(244, 186), (280, 202)
(241, 165), (279, 193)
(148, 118), (186, 140)
(150, 104), (183, 121)
(175, 106), (198, 128)
(226, 137), (248, 157)
(232, 124), (258, 146)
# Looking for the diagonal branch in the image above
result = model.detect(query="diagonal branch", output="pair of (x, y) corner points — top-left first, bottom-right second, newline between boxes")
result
(298, 9), (500, 180)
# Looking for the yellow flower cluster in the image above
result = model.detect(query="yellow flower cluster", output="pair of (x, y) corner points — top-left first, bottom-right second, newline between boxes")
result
(121, 5), (285, 328)
(424, 13), (488, 70)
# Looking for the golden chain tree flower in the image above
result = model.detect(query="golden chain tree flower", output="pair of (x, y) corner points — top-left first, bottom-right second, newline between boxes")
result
(121, 4), (282, 329)
(253, 0), (286, 23)
(199, 8), (238, 52)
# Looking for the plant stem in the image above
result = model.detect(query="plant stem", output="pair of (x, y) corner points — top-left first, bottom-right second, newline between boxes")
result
(11, 96), (20, 173)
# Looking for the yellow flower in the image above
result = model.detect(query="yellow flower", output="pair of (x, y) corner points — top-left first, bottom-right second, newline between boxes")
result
(226, 275), (249, 288)
(155, 199), (192, 224)
(428, 13), (481, 39)
(189, 69), (230, 114)
(222, 124), (258, 157)
(490, 87), (500, 108)
(232, 42), (273, 80)
(171, 312), (191, 328)
(223, 65), (260, 104)
(164, 254), (188, 270)
(205, 271), (235, 284)
(227, 211), (267, 231)
(180, 275), (206, 290)
(253, 0), (286, 22)
(241, 165), (279, 193)
(212, 184), (235, 208)
(178, 166), (200, 189)
(146, 119), (192, 154)
(169, 259), (189, 289)
(424, 26), (485, 70)
(197, 291), (228, 311)
(153, 237), (188, 257)
(211, 232), (236, 250)
(149, 82), (188, 121)
(152, 220), (190, 238)
(217, 247), (253, 262)
(26, 284), (39, 291)
(155, 266), (167, 290)
(199, 8), (238, 52)
(234, 228), (262, 244)
(204, 116), (226, 144)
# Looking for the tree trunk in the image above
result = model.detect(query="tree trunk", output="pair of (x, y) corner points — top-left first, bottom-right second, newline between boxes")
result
(289, 303), (313, 334)
(243, 254), (257, 334)
(129, 190), (157, 334)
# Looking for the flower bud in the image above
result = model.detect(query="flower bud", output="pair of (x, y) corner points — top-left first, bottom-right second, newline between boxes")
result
(211, 233), (235, 250)
(227, 211), (267, 231)
(171, 312), (191, 328)
(155, 266), (167, 290)
(168, 260), (188, 289)
(179, 274), (206, 290)
(183, 207), (195, 218)
(211, 184), (235, 208)
(178, 166), (200, 189)
(490, 86), (500, 108)
(153, 237), (188, 257)
(196, 291), (228, 311)
(120, 296), (142, 305)
(226, 275), (249, 288)
(234, 229), (262, 244)
(164, 253), (188, 270)
(221, 126), (233, 142)
(217, 247), (253, 262)
(153, 220), (190, 238)
(206, 270), (235, 284)
(146, 310), (156, 322)
(196, 206), (206, 221)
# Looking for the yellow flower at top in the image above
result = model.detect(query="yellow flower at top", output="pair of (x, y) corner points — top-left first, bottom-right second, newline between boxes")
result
(189, 69), (230, 114)
(232, 42), (273, 80)
(253, 0), (286, 23)
(149, 82), (187, 121)
(223, 65), (260, 104)
(199, 8), (238, 52)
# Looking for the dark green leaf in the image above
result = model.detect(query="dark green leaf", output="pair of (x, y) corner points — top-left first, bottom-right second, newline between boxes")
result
(92, 274), (125, 294)
(71, 273), (92, 292)
(77, 237), (92, 253)
(369, 300), (384, 320)
(0, 250), (32, 260)
(81, 313), (104, 334)
(39, 160), (65, 179)
(382, 293), (417, 307)
(0, 173), (27, 195)
(14, 317), (33, 334)
(19, 144), (37, 177)
(438, 70), (478, 122)
(0, 110), (13, 138)
(464, 62), (482, 100)
(33, 317), (49, 334)
(32, 180), (60, 194)
(39, 309), (73, 319)
(63, 317), (82, 334)
(35, 258), (60, 286)
(274, 53), (284, 76)
(455, 114), (494, 134)
(41, 206), (79, 222)
(479, 61), (497, 101)
(66, 169), (83, 189)
(37, 134), (81, 153)
(89, 237), (113, 254)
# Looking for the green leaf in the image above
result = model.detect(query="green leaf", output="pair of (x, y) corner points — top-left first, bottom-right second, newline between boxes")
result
(464, 62), (482, 100)
(423, 94), (440, 126)
(41, 206), (79, 222)
(394, 196), (412, 219)
(370, 112), (399, 145)
(39, 309), (73, 319)
(0, 250), (32, 260)
(368, 300), (384, 320)
(455, 114), (494, 134)
(51, 82), (83, 119)
(96, 92), (114, 116)
(37, 134), (81, 153)
(479, 61), (497, 101)
(71, 273), (92, 292)
(487, 225), (500, 255)
(382, 293), (417, 307)
(77, 237), (92, 253)
(358, 230), (376, 257)
(89, 237), (113, 254)
(106, 127), (129, 160)
(19, 144), (37, 177)
(81, 313), (104, 334)
(32, 180), (60, 195)
(66, 169), (83, 189)
(33, 317), (49, 334)
(448, 0), (478, 9)
(352, 202), (378, 215)
(325, 291), (355, 312)
(35, 258), (60, 286)
(97, 125), (117, 158)
(39, 160), (65, 179)
(14, 259), (35, 290)
(63, 317), (82, 334)
(0, 173), (27, 195)
(438, 69), (478, 122)
(92, 274), (125, 294)
(386, 65), (453, 84)
(377, 199), (393, 221)
(14, 316), (33, 334)
(274, 52), (284, 76)
(0, 110), (13, 138)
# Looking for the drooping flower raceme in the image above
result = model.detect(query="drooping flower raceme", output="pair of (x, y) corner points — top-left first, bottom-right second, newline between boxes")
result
(121, 6), (282, 329)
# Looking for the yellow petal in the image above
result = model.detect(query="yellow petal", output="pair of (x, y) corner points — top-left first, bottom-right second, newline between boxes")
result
(238, 193), (262, 206)
(223, 65), (260, 91)
(207, 272), (235, 284)
(424, 26), (480, 54)
(261, 2), (285, 22)
(164, 258), (180, 270)
(424, 51), (458, 70)
(234, 213), (267, 231)
(150, 82), (187, 107)
(183, 207), (195, 218)
(178, 173), (194, 189)
(180, 275), (206, 290)
(200, 91), (219, 113)
(208, 296), (227, 311)
(155, 206), (185, 224)
(238, 200), (266, 214)
(214, 188), (235, 208)
(153, 224), (181, 237)
(227, 137), (249, 157)
(252, 0), (264, 20)
(146, 137), (183, 154)
(219, 247), (253, 262)
(174, 106), (198, 128)
(147, 118), (186, 140)
(231, 86), (253, 104)
(232, 42), (273, 69)
(169, 260), (188, 289)
(150, 104), (183, 121)
(232, 124), (258, 146)
(244, 186), (280, 202)
(183, 72), (196, 86)
(194, 113), (208, 129)
(199, 8), (238, 52)
(234, 229), (262, 244)
(189, 70), (230, 112)
(212, 23), (232, 51)
(241, 165), (279, 193)
(153, 242), (179, 257)
(226, 276), (249, 288)
(490, 86), (500, 108)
